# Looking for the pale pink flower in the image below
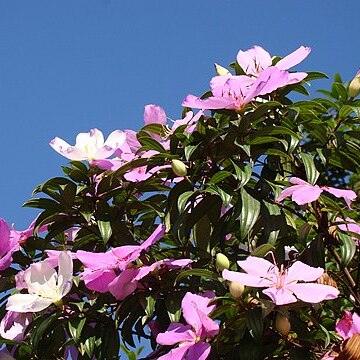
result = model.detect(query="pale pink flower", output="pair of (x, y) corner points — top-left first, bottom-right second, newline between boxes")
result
(336, 310), (360, 340)
(0, 311), (32, 341)
(50, 128), (126, 161)
(236, 45), (310, 85)
(7, 252), (73, 313)
(156, 292), (219, 360)
(277, 177), (356, 208)
(182, 66), (289, 111)
(222, 256), (339, 305)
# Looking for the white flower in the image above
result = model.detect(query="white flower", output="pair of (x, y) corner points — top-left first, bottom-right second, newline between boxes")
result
(6, 252), (73, 313)
(50, 128), (126, 161)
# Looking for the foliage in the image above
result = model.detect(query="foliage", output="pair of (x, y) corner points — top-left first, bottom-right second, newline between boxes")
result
(1, 45), (360, 359)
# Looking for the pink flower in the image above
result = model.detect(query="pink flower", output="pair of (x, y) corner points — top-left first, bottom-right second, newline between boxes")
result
(336, 217), (360, 245)
(50, 128), (126, 161)
(182, 66), (289, 111)
(108, 258), (192, 300)
(156, 292), (219, 360)
(0, 219), (19, 271)
(336, 310), (360, 340)
(0, 311), (32, 341)
(76, 224), (166, 293)
(276, 177), (357, 208)
(236, 45), (310, 85)
(222, 256), (339, 305)
(10, 217), (48, 245)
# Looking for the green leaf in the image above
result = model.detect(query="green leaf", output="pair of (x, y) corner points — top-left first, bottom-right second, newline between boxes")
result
(299, 153), (320, 185)
(251, 244), (275, 258)
(175, 268), (219, 283)
(68, 317), (86, 343)
(339, 105), (354, 118)
(338, 232), (356, 266)
(245, 308), (263, 343)
(239, 188), (261, 240)
(332, 82), (348, 100)
(177, 191), (195, 214)
(97, 220), (112, 244)
(230, 160), (252, 187)
(208, 170), (232, 184)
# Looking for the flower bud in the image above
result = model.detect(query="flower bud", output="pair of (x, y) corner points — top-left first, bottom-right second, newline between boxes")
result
(349, 69), (360, 98)
(275, 313), (291, 337)
(214, 63), (231, 76)
(171, 159), (187, 177)
(229, 281), (244, 298)
(216, 253), (230, 271)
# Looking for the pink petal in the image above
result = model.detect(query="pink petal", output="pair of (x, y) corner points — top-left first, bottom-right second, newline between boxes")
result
(286, 72), (308, 84)
(144, 104), (167, 125)
(287, 283), (339, 303)
(275, 46), (311, 70)
(262, 287), (297, 305)
(76, 250), (118, 270)
(336, 311), (356, 340)
(182, 94), (237, 110)
(156, 323), (195, 345)
(108, 269), (139, 300)
(0, 311), (32, 341)
(222, 269), (273, 288)
(285, 261), (323, 283)
(140, 224), (166, 251)
(236, 45), (272, 76)
(322, 186), (357, 209)
(236, 256), (275, 278)
(157, 343), (194, 360)
(81, 268), (117, 292)
(187, 341), (212, 360)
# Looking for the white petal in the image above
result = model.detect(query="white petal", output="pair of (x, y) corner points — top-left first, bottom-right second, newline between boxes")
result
(6, 294), (53, 313)
(57, 252), (73, 297)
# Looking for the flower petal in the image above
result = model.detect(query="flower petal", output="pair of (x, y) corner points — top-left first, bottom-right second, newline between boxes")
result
(57, 252), (73, 297)
(322, 186), (357, 209)
(6, 294), (53, 313)
(156, 323), (195, 345)
(275, 46), (311, 70)
(285, 261), (323, 283)
(287, 283), (339, 303)
(222, 269), (273, 288)
(262, 287), (297, 305)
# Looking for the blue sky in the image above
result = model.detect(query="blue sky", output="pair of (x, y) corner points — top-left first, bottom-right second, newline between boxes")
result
(0, 0), (359, 229)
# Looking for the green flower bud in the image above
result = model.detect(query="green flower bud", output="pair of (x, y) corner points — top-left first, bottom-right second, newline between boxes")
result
(349, 69), (360, 98)
(216, 253), (230, 271)
(171, 159), (187, 177)
(275, 314), (291, 337)
(229, 281), (244, 298)
(214, 63), (231, 76)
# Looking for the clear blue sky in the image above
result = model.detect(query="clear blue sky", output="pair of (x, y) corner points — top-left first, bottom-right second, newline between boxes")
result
(0, 0), (359, 228)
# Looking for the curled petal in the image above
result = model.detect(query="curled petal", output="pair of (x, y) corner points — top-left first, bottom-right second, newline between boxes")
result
(275, 46), (311, 70)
